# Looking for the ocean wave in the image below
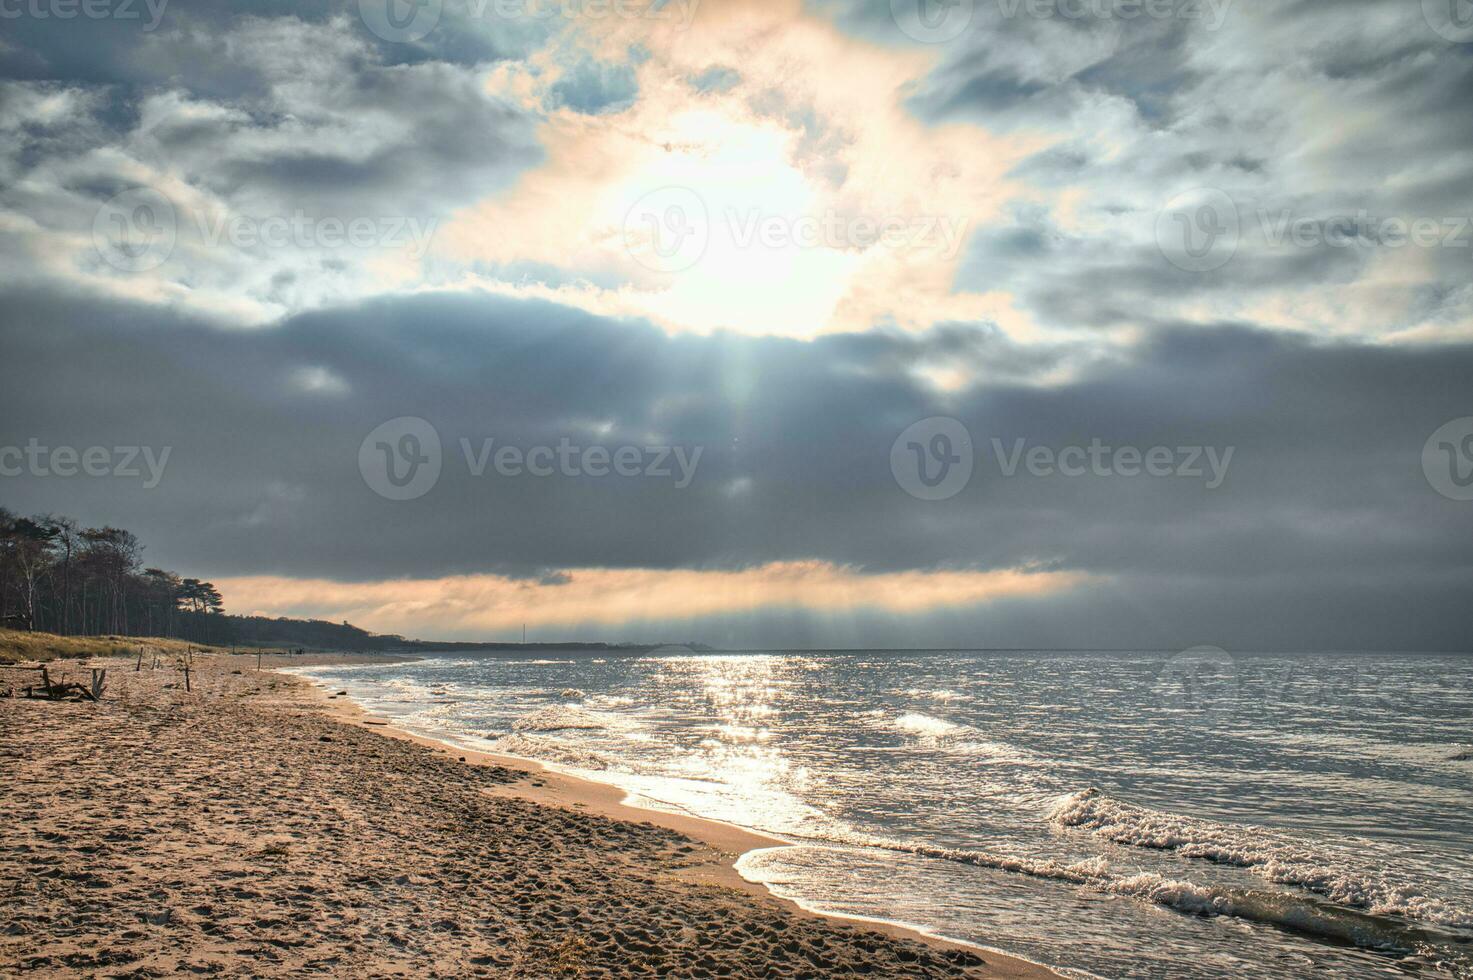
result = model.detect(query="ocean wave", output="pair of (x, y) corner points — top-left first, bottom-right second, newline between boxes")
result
(840, 833), (1098, 884)
(953, 740), (1042, 765)
(894, 712), (965, 738)
(487, 733), (610, 771)
(900, 688), (965, 701)
(803, 831), (1472, 967)
(888, 713), (1038, 764)
(1051, 788), (1473, 929)
(1101, 873), (1473, 963)
(511, 705), (610, 732)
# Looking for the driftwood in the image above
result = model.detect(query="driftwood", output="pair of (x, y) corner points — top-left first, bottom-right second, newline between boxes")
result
(8, 664), (106, 702)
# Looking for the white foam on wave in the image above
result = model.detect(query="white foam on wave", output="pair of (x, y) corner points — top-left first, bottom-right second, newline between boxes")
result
(487, 733), (610, 771)
(888, 713), (1038, 765)
(894, 712), (964, 738)
(1051, 788), (1473, 928)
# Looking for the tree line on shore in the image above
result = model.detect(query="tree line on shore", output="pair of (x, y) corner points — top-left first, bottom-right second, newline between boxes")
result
(2, 505), (709, 653)
(0, 507), (227, 643)
(0, 507), (410, 650)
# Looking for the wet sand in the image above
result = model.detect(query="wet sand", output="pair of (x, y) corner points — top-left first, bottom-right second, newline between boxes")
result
(1, 653), (1056, 978)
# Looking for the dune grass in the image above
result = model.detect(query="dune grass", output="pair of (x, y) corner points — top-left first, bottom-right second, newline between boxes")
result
(0, 629), (231, 664)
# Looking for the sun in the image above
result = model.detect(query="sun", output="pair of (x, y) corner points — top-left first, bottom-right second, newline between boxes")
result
(610, 108), (862, 336)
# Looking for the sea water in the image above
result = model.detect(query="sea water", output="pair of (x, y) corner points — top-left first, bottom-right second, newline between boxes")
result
(292, 650), (1473, 978)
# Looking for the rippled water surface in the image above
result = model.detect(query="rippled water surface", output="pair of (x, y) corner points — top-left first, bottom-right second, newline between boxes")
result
(294, 651), (1473, 978)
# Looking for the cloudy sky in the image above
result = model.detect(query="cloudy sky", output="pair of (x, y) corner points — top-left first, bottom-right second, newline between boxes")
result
(2, 0), (1471, 650)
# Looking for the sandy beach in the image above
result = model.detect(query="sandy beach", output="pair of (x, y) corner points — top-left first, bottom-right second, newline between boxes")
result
(1, 653), (1055, 978)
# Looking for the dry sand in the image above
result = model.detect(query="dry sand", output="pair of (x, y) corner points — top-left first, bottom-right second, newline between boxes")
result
(1, 653), (1056, 978)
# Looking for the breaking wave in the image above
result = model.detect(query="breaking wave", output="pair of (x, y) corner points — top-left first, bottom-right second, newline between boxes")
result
(894, 712), (966, 738)
(487, 733), (610, 771)
(804, 829), (1473, 969)
(889, 713), (1039, 764)
(1050, 788), (1473, 929)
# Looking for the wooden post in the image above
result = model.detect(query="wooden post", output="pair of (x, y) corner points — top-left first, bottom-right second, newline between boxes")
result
(183, 666), (191, 692)
(136, 648), (144, 672)
(257, 650), (263, 671)
(91, 669), (106, 700)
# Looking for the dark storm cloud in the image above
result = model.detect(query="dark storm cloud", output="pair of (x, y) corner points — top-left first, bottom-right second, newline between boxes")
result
(0, 0), (530, 87)
(2, 287), (1470, 648)
(0, 6), (544, 321)
(1, 18), (541, 203)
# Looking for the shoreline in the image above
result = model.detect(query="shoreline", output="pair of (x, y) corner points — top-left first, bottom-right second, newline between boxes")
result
(288, 664), (1058, 975)
(2, 650), (1058, 978)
